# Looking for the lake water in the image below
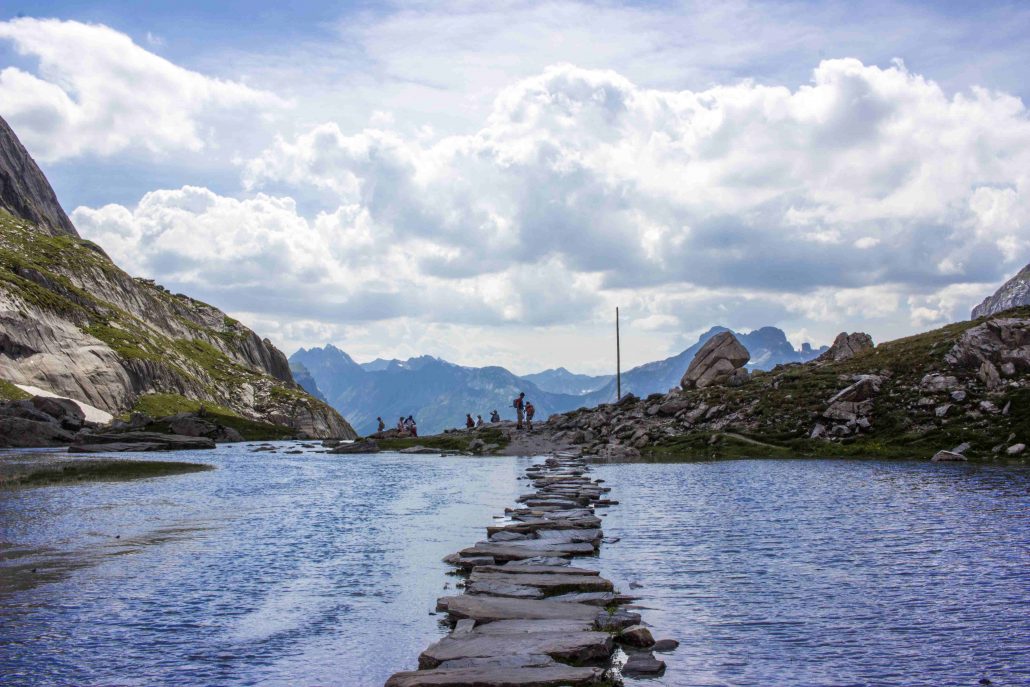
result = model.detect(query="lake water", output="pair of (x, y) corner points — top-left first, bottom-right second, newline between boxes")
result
(1, 446), (1028, 686)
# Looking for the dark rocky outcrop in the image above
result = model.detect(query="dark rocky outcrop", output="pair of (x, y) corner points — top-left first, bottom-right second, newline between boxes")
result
(0, 395), (89, 447)
(680, 331), (750, 389)
(972, 263), (1030, 319)
(0, 116), (78, 237)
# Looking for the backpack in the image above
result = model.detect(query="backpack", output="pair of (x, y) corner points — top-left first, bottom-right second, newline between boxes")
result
(513, 397), (523, 410)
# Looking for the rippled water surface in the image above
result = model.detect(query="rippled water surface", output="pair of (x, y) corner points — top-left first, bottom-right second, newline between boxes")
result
(591, 459), (1030, 687)
(2, 449), (1028, 686)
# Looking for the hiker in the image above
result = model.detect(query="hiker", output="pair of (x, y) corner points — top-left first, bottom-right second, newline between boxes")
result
(377, 416), (385, 433)
(397, 416), (405, 432)
(476, 414), (484, 427)
(466, 413), (475, 429)
(490, 410), (500, 423)
(513, 392), (526, 429)
(525, 401), (536, 430)
(406, 415), (418, 437)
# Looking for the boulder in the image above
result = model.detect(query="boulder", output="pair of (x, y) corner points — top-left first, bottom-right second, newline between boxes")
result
(619, 624), (655, 647)
(29, 396), (86, 429)
(1007, 443), (1026, 456)
(681, 332), (750, 389)
(931, 450), (967, 462)
(816, 332), (874, 363)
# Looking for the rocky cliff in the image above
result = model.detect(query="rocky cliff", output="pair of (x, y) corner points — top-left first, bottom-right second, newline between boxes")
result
(972, 263), (1030, 319)
(0, 116), (354, 439)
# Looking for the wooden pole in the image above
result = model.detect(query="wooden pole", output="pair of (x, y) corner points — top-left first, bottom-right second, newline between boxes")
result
(616, 307), (621, 401)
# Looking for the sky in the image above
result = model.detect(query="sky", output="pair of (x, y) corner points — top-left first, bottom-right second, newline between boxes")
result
(1, 1), (1029, 375)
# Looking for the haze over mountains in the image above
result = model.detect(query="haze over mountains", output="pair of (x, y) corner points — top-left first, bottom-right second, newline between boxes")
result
(291, 326), (828, 435)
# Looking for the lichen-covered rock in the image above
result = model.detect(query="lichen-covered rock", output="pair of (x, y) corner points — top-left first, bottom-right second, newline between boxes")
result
(680, 332), (750, 390)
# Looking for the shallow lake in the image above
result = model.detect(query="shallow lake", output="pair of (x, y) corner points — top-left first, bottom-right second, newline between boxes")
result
(1, 445), (1028, 686)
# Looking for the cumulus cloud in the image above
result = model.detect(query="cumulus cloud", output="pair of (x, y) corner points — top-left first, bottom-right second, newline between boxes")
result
(244, 60), (1030, 294)
(0, 18), (284, 161)
(72, 59), (1030, 366)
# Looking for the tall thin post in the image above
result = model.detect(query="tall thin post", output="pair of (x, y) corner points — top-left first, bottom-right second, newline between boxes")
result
(616, 307), (621, 401)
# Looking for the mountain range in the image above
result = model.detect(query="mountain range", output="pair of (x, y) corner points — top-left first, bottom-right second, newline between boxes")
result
(291, 326), (828, 435)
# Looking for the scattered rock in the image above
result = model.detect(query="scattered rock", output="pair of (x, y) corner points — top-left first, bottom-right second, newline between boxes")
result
(653, 639), (679, 652)
(931, 450), (967, 462)
(1006, 443), (1025, 456)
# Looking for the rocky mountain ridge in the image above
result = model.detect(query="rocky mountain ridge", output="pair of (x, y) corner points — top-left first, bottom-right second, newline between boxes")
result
(0, 115), (354, 440)
(973, 262), (1030, 318)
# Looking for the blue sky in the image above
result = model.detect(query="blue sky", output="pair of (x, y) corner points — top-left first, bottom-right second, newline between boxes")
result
(2, 1), (1029, 373)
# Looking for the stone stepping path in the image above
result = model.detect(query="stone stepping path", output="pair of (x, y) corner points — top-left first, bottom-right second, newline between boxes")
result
(385, 453), (673, 686)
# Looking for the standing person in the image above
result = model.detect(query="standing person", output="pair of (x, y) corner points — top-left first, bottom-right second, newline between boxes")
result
(476, 415), (484, 427)
(525, 401), (536, 431)
(406, 415), (417, 437)
(490, 410), (500, 423)
(397, 416), (405, 432)
(377, 416), (385, 433)
(513, 392), (526, 429)
(466, 413), (475, 429)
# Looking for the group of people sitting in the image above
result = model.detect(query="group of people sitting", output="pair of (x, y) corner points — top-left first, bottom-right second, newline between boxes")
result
(463, 392), (537, 431)
(376, 415), (418, 437)
(465, 409), (502, 429)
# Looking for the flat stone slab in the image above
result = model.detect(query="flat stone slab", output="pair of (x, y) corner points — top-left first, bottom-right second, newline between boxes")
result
(466, 580), (544, 599)
(469, 619), (597, 635)
(548, 591), (637, 606)
(474, 564), (599, 576)
(469, 571), (613, 594)
(385, 665), (604, 687)
(534, 528), (602, 544)
(419, 629), (613, 668)
(437, 596), (601, 624)
(459, 542), (594, 561)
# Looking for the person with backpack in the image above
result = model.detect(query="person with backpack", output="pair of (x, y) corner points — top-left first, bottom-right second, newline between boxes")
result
(377, 417), (385, 433)
(525, 401), (536, 430)
(466, 413), (475, 429)
(476, 414), (484, 427)
(397, 416), (405, 432)
(489, 410), (500, 423)
(513, 392), (526, 429)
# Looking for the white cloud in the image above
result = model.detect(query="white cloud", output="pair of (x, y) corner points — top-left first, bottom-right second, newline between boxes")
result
(245, 60), (1030, 293)
(0, 18), (284, 161)
(70, 58), (1030, 370)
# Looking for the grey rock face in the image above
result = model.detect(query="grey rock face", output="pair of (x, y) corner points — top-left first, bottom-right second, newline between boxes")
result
(945, 318), (1029, 390)
(680, 331), (750, 389)
(0, 117), (354, 440)
(0, 116), (78, 237)
(817, 331), (875, 363)
(972, 263), (1030, 319)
